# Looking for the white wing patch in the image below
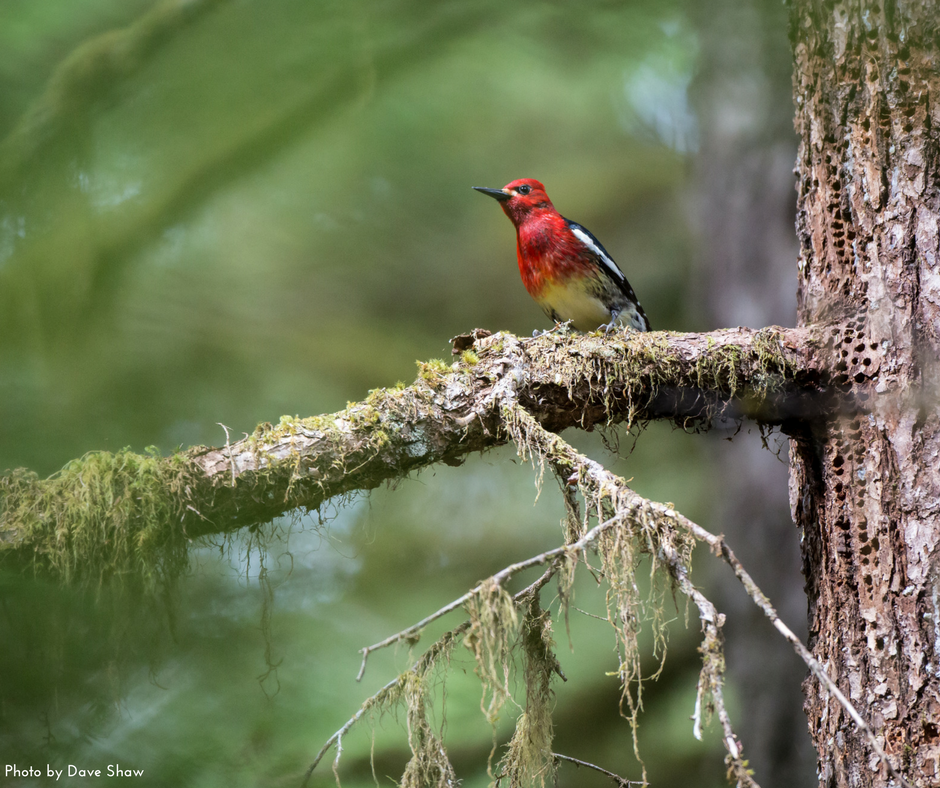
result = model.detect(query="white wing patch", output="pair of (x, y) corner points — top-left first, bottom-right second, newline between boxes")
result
(569, 224), (626, 286)
(567, 219), (650, 332)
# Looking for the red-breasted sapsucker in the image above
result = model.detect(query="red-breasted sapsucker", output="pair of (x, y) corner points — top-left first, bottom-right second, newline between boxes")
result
(474, 178), (650, 333)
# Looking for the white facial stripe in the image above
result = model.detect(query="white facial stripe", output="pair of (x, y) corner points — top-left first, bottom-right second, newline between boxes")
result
(570, 226), (625, 284)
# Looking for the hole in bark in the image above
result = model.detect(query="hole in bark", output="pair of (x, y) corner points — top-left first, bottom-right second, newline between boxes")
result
(847, 229), (856, 240)
(855, 343), (866, 352)
(863, 357), (872, 366)
(870, 343), (878, 350)
(841, 349), (849, 358)
(864, 574), (873, 586)
(875, 636), (884, 649)
(836, 518), (849, 530)
(904, 105), (916, 116)
(860, 542), (872, 555)
(833, 454), (845, 467)
(923, 721), (939, 742)
(903, 122), (913, 132)
(870, 537), (879, 550)
(836, 373), (850, 386)
(852, 357), (859, 364)
(850, 419), (861, 430)
(855, 372), (867, 383)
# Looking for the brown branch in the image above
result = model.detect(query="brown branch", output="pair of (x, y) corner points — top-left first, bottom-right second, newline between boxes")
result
(0, 326), (828, 572)
(303, 567), (557, 787)
(504, 403), (758, 787)
(551, 752), (645, 787)
(355, 532), (598, 681)
(177, 324), (825, 529)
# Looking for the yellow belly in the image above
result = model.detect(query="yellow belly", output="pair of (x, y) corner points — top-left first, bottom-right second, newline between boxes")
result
(535, 278), (613, 332)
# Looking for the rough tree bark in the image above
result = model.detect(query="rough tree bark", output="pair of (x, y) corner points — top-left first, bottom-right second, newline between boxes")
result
(789, 1), (940, 785)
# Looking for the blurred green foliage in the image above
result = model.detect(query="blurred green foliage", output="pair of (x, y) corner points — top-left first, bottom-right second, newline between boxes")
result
(0, 1), (742, 786)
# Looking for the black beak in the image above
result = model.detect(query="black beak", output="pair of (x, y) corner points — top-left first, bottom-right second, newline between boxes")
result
(472, 186), (511, 203)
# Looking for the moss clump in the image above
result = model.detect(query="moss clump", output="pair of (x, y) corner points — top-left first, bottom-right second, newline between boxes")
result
(0, 448), (191, 595)
(416, 358), (451, 383)
(693, 342), (744, 396)
(497, 598), (558, 788)
(460, 349), (480, 366)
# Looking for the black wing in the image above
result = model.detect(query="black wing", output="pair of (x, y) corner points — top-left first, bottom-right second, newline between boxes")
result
(565, 218), (651, 330)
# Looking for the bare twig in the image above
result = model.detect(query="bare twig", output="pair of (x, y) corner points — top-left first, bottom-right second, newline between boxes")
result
(356, 515), (624, 681)
(509, 403), (910, 788)
(306, 568), (557, 785)
(217, 423), (236, 487)
(551, 752), (645, 787)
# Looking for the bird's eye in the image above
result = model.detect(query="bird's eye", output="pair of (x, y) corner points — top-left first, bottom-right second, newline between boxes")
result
(516, 184), (531, 195)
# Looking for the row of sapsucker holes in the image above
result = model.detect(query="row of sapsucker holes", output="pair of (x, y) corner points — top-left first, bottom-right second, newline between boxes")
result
(832, 439), (881, 603)
(828, 320), (881, 615)
(830, 321), (879, 387)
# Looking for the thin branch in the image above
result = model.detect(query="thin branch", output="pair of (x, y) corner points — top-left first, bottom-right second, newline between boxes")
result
(551, 752), (645, 787)
(510, 403), (910, 788)
(501, 401), (758, 786)
(305, 568), (557, 786)
(356, 515), (623, 681)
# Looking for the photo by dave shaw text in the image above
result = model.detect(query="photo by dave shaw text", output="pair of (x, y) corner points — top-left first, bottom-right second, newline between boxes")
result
(6, 764), (145, 779)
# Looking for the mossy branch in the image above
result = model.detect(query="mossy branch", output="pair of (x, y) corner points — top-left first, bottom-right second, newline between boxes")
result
(0, 325), (826, 585)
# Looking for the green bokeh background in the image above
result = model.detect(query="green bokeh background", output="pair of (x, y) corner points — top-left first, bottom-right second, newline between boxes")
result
(0, 1), (794, 786)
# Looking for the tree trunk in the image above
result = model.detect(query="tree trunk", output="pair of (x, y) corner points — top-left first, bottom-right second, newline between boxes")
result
(789, 2), (940, 785)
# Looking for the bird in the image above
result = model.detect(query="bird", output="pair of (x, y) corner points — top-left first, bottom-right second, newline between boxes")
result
(473, 178), (650, 333)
